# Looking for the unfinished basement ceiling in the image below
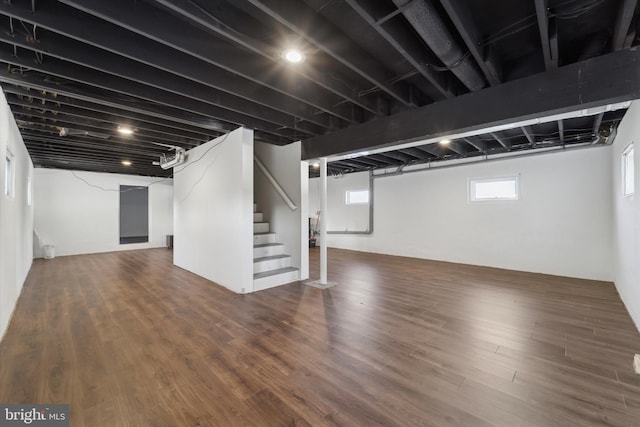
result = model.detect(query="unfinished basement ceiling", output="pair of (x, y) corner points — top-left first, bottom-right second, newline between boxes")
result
(0, 0), (638, 177)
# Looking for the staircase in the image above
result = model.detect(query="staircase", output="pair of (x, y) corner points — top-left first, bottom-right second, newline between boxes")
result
(253, 203), (299, 291)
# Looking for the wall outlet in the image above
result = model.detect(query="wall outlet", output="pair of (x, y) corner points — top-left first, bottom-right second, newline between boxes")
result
(634, 354), (640, 375)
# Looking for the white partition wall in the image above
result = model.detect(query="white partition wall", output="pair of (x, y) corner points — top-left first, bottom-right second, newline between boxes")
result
(611, 101), (640, 330)
(173, 128), (254, 294)
(33, 170), (173, 256)
(0, 90), (33, 339)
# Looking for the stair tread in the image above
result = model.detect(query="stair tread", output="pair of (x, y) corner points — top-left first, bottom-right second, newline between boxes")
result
(253, 266), (299, 279)
(254, 254), (291, 262)
(254, 232), (275, 236)
(254, 243), (283, 248)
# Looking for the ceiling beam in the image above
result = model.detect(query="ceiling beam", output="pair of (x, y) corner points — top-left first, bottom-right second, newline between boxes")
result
(398, 147), (433, 160)
(592, 111), (605, 137)
(0, 71), (232, 133)
(13, 112), (196, 148)
(489, 132), (512, 150)
(238, 0), (414, 106)
(0, 31), (323, 137)
(0, 46), (302, 141)
(54, 0), (367, 120)
(22, 133), (167, 156)
(613, 0), (638, 50)
(0, 0), (347, 129)
(446, 140), (468, 155)
(302, 48), (640, 159)
(521, 126), (536, 147)
(378, 150), (415, 162)
(534, 0), (558, 70)
(439, 0), (501, 86)
(7, 95), (208, 142)
(391, 0), (486, 92)
(344, 0), (457, 99)
(462, 137), (487, 153)
(420, 144), (445, 158)
(3, 85), (218, 139)
(557, 120), (565, 145)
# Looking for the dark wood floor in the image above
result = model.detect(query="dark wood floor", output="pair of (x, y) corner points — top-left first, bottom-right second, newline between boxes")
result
(1, 248), (640, 426)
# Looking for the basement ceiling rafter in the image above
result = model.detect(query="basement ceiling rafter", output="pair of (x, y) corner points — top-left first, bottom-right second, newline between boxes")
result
(0, 0), (635, 177)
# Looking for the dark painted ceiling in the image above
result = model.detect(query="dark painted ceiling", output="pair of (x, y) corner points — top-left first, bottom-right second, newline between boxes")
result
(0, 0), (637, 178)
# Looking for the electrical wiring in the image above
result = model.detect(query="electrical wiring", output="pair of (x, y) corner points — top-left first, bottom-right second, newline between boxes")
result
(424, 0), (609, 73)
(550, 0), (608, 19)
(427, 51), (472, 72)
(172, 132), (233, 202)
(70, 170), (170, 192)
(172, 132), (230, 175)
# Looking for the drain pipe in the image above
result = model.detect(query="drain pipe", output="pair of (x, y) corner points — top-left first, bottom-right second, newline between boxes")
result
(392, 0), (486, 91)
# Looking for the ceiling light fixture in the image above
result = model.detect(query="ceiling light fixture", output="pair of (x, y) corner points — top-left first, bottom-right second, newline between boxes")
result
(311, 163), (320, 169)
(121, 160), (132, 166)
(117, 125), (134, 135)
(282, 49), (305, 64)
(439, 139), (451, 145)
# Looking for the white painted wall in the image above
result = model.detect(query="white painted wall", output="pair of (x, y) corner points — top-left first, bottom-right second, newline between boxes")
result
(33, 169), (173, 257)
(309, 171), (370, 233)
(254, 141), (309, 281)
(173, 128), (254, 293)
(611, 101), (640, 330)
(312, 147), (613, 281)
(0, 90), (33, 339)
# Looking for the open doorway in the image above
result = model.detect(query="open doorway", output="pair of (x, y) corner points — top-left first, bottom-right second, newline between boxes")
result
(119, 185), (149, 244)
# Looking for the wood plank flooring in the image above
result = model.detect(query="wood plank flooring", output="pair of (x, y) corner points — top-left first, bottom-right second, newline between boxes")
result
(1, 247), (640, 426)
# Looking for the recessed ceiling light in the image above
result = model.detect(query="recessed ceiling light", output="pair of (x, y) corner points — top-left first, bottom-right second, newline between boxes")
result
(121, 160), (132, 166)
(311, 163), (320, 168)
(282, 49), (305, 63)
(117, 125), (134, 135)
(439, 139), (451, 145)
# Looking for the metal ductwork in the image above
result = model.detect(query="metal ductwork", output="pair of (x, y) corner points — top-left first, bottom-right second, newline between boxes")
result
(392, 0), (486, 92)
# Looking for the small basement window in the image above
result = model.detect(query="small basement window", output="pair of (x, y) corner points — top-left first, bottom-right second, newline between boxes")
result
(470, 176), (519, 201)
(345, 189), (369, 205)
(623, 143), (634, 196)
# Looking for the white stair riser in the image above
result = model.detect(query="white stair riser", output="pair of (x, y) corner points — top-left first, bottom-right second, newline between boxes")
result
(254, 270), (299, 291)
(253, 245), (283, 258)
(253, 233), (276, 245)
(253, 222), (269, 233)
(254, 257), (291, 273)
(253, 212), (263, 222)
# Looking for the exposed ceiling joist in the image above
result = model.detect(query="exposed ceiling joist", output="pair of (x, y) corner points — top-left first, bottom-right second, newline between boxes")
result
(391, 0), (486, 92)
(3, 86), (217, 139)
(521, 126), (536, 146)
(123, 0), (381, 116)
(240, 0), (416, 106)
(535, 0), (558, 69)
(439, 0), (501, 86)
(0, 29), (324, 136)
(344, 0), (458, 99)
(557, 119), (565, 145)
(613, 0), (638, 50)
(490, 132), (512, 150)
(0, 71), (231, 133)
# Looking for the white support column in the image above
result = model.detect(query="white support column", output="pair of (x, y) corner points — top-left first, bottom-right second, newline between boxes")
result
(320, 157), (328, 284)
